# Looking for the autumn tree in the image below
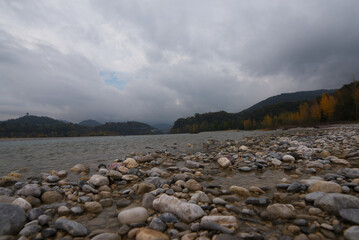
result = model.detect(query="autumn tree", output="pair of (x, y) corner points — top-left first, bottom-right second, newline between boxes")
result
(261, 115), (273, 128)
(310, 100), (321, 122)
(252, 119), (257, 129)
(243, 119), (252, 130)
(299, 102), (310, 124)
(320, 93), (336, 121)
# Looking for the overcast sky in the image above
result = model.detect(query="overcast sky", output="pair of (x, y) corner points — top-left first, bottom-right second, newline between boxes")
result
(1, 1), (358, 124)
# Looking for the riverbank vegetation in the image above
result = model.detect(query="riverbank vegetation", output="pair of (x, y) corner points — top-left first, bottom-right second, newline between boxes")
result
(171, 81), (359, 133)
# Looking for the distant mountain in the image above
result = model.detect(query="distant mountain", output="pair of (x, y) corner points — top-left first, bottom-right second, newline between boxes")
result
(239, 89), (336, 116)
(79, 119), (102, 127)
(151, 123), (172, 133)
(0, 115), (161, 138)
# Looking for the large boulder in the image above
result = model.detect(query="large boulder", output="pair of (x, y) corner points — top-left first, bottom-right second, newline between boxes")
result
(89, 174), (109, 187)
(314, 193), (359, 215)
(308, 181), (342, 193)
(0, 203), (27, 235)
(118, 207), (149, 225)
(55, 218), (88, 237)
(153, 194), (205, 223)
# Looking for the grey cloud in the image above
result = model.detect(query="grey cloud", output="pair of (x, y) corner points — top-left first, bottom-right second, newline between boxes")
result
(1, 1), (359, 124)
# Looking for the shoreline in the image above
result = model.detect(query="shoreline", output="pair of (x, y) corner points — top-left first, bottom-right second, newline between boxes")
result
(1, 124), (359, 239)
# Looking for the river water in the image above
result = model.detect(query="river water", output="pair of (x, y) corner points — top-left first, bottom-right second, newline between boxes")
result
(0, 130), (278, 178)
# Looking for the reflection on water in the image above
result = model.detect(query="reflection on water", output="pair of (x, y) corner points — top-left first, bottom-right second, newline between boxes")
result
(0, 130), (277, 178)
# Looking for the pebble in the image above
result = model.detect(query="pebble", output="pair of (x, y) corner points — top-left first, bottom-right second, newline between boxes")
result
(136, 228), (169, 240)
(89, 174), (109, 187)
(149, 217), (167, 232)
(229, 186), (249, 197)
(266, 203), (296, 219)
(245, 198), (270, 206)
(55, 218), (88, 237)
(84, 201), (103, 214)
(339, 208), (359, 224)
(218, 157), (231, 168)
(91, 233), (119, 240)
(41, 191), (63, 204)
(344, 226), (359, 240)
(118, 207), (149, 225)
(12, 197), (32, 211)
(153, 194), (205, 223)
(314, 193), (359, 214)
(28, 208), (44, 221)
(308, 181), (342, 193)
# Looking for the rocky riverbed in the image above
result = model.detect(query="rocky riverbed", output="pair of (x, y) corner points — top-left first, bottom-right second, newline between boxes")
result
(1, 124), (359, 240)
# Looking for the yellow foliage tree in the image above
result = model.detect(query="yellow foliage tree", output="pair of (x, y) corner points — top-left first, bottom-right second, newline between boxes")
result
(261, 115), (273, 128)
(243, 119), (252, 130)
(310, 100), (321, 122)
(299, 102), (310, 123)
(252, 119), (257, 128)
(320, 93), (336, 120)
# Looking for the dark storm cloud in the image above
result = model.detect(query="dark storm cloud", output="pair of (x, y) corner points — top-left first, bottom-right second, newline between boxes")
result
(0, 0), (358, 123)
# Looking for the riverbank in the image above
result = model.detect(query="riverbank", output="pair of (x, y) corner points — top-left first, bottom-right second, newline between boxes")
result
(1, 124), (359, 239)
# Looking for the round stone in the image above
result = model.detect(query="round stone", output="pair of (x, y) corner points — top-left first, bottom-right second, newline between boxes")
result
(118, 207), (149, 225)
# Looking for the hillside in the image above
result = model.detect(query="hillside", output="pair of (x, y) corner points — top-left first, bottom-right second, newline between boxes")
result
(238, 89), (336, 116)
(170, 83), (359, 133)
(0, 115), (160, 138)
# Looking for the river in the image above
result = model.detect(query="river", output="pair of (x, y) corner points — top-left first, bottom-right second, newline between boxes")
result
(0, 130), (278, 179)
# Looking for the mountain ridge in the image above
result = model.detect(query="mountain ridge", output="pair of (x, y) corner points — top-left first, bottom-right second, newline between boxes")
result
(238, 89), (336, 116)
(0, 115), (160, 138)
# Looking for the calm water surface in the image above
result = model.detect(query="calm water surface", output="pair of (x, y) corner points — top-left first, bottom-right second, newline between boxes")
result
(0, 130), (277, 178)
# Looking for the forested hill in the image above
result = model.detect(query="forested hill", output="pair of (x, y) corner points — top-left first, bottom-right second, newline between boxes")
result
(239, 89), (336, 116)
(0, 115), (160, 138)
(170, 82), (359, 133)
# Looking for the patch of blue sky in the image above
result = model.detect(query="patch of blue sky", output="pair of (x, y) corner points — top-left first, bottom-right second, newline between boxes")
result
(100, 71), (128, 90)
